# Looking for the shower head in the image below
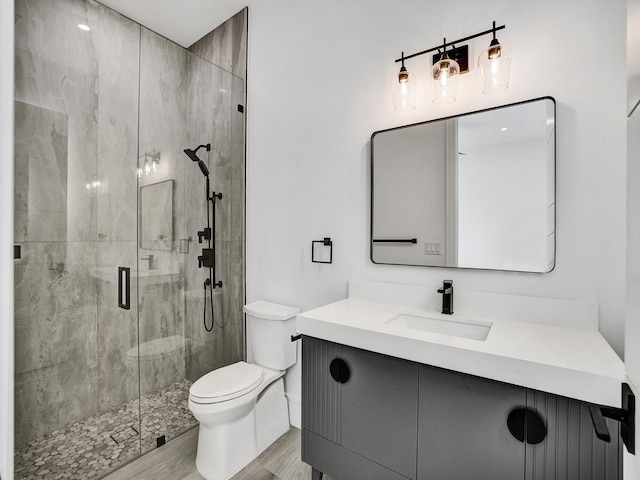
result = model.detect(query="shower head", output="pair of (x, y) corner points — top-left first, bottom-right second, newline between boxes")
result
(197, 160), (209, 177)
(184, 143), (212, 176)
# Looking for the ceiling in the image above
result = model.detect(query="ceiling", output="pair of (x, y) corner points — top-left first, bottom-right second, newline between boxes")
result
(98, 0), (248, 47)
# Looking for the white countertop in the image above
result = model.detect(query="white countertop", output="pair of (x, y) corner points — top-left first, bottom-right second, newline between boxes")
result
(296, 284), (625, 408)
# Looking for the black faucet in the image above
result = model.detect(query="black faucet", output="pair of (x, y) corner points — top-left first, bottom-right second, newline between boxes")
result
(437, 280), (454, 315)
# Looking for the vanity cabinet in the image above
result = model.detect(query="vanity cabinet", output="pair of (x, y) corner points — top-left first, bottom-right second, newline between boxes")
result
(302, 336), (623, 480)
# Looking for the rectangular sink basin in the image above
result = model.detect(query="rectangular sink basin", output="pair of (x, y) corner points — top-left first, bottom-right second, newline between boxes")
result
(386, 313), (492, 341)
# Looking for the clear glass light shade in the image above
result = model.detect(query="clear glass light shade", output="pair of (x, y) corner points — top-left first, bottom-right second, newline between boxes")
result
(432, 57), (460, 104)
(391, 68), (416, 112)
(478, 41), (512, 93)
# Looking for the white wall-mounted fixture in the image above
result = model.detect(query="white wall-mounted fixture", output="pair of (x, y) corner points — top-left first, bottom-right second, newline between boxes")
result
(393, 21), (511, 108)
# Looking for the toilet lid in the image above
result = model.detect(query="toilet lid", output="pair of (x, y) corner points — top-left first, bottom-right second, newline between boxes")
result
(189, 361), (264, 404)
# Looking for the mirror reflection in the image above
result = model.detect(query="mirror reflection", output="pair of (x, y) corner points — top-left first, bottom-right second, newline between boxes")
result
(371, 97), (555, 273)
(140, 179), (174, 251)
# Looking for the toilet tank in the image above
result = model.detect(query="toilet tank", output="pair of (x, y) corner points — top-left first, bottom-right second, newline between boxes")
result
(244, 301), (300, 370)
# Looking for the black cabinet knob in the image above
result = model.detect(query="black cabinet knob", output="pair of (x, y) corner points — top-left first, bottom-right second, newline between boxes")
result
(330, 358), (350, 384)
(507, 407), (546, 444)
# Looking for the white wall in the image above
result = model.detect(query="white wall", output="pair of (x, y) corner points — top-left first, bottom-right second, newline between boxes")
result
(245, 0), (627, 424)
(458, 139), (547, 271)
(626, 0), (640, 476)
(0, 0), (14, 477)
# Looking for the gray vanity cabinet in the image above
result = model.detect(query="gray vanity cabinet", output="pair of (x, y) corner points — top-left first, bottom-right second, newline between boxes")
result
(302, 336), (623, 480)
(417, 365), (526, 479)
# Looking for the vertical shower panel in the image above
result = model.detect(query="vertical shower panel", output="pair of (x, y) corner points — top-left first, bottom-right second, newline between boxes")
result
(13, 0), (143, 475)
(136, 27), (246, 451)
(185, 9), (247, 383)
(14, 0), (101, 441)
(136, 28), (190, 453)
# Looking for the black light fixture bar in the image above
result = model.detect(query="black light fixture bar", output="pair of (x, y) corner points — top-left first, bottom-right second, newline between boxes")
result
(394, 22), (505, 63)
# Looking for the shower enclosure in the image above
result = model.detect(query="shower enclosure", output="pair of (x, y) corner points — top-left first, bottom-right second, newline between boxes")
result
(13, 0), (246, 478)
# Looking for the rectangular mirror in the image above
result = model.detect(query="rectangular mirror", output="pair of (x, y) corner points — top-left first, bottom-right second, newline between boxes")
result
(371, 97), (555, 273)
(140, 179), (174, 251)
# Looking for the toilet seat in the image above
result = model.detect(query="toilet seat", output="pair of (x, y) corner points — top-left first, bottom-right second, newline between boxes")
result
(189, 361), (264, 404)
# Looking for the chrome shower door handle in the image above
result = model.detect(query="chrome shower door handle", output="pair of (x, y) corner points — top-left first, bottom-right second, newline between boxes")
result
(118, 266), (131, 310)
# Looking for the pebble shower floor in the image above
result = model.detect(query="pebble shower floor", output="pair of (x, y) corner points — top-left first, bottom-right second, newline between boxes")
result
(14, 380), (196, 479)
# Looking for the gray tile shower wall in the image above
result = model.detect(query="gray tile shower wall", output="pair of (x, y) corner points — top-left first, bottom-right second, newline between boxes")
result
(14, 0), (247, 459)
(188, 8), (248, 80)
(184, 9), (247, 381)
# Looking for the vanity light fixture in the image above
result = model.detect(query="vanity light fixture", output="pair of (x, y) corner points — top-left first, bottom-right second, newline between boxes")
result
(393, 21), (509, 107)
(78, 23), (90, 31)
(391, 52), (416, 111)
(85, 175), (102, 197)
(478, 21), (512, 93)
(137, 149), (161, 178)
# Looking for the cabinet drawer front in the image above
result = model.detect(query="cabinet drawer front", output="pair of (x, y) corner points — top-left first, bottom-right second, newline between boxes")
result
(302, 336), (342, 444)
(341, 345), (419, 479)
(418, 365), (526, 480)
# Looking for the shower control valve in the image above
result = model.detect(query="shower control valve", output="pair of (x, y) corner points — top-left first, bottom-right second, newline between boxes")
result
(197, 228), (211, 243)
(198, 248), (214, 268)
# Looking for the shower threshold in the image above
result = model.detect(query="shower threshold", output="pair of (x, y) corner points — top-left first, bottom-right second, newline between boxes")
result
(14, 379), (197, 480)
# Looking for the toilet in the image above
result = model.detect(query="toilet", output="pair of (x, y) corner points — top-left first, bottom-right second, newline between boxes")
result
(188, 300), (300, 480)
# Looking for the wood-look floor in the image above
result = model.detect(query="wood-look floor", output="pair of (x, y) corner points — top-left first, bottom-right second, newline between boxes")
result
(103, 427), (334, 480)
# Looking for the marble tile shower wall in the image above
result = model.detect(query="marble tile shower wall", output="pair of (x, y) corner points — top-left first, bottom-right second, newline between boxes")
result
(14, 0), (247, 448)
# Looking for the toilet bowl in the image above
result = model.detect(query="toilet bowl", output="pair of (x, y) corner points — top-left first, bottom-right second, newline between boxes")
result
(188, 301), (300, 480)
